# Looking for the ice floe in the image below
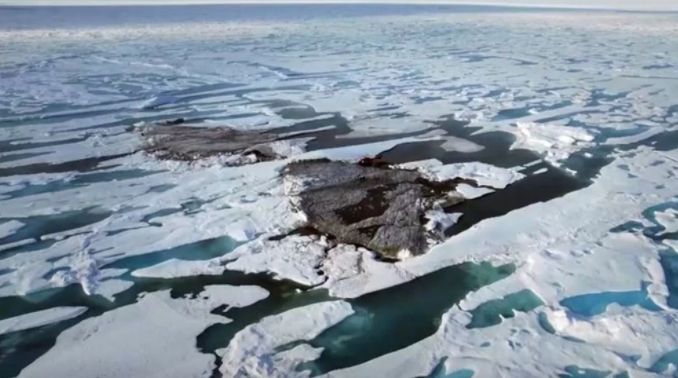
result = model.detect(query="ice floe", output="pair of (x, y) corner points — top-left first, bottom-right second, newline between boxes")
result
(218, 301), (354, 378)
(225, 235), (329, 287)
(18, 287), (268, 378)
(0, 307), (88, 336)
(512, 122), (597, 165)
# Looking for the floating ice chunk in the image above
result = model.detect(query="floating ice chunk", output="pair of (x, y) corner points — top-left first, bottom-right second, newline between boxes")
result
(132, 258), (225, 279)
(440, 136), (484, 153)
(0, 220), (24, 240)
(397, 159), (444, 171)
(0, 307), (88, 336)
(512, 122), (596, 163)
(20, 289), (260, 378)
(654, 208), (678, 236)
(95, 279), (134, 302)
(421, 162), (525, 189)
(0, 238), (35, 253)
(218, 301), (353, 378)
(455, 183), (494, 199)
(225, 235), (328, 286)
(297, 135), (441, 163)
(199, 285), (269, 308)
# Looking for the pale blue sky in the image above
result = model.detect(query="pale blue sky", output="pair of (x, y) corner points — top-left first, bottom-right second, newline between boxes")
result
(1, 0), (677, 10)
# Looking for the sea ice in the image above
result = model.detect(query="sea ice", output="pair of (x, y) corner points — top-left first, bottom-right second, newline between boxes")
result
(0, 307), (88, 336)
(218, 301), (354, 378)
(512, 122), (596, 164)
(132, 258), (225, 279)
(0, 220), (24, 240)
(3, 5), (678, 378)
(454, 183), (494, 200)
(19, 287), (268, 378)
(225, 235), (329, 287)
(419, 162), (525, 189)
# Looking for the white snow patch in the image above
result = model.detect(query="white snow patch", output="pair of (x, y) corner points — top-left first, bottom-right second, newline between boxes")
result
(218, 301), (354, 378)
(0, 220), (24, 240)
(20, 288), (265, 378)
(455, 183), (494, 199)
(422, 162), (525, 189)
(199, 284), (270, 308)
(512, 122), (596, 164)
(226, 235), (328, 286)
(0, 307), (88, 336)
(132, 259), (226, 279)
(440, 136), (484, 153)
(655, 208), (678, 236)
(0, 238), (35, 253)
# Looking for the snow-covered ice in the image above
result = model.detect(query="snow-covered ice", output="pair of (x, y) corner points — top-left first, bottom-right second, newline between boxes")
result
(18, 287), (268, 378)
(225, 235), (329, 287)
(3, 3), (678, 378)
(132, 258), (226, 279)
(455, 183), (494, 199)
(0, 307), (88, 336)
(218, 301), (354, 378)
(0, 220), (24, 240)
(512, 122), (597, 165)
(421, 161), (525, 189)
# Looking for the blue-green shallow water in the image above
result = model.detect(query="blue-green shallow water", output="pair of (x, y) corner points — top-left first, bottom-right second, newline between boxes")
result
(291, 262), (515, 376)
(466, 289), (544, 329)
(0, 266), (314, 378)
(416, 357), (476, 378)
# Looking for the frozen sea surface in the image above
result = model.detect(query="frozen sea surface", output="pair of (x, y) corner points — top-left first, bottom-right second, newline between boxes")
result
(2, 3), (678, 378)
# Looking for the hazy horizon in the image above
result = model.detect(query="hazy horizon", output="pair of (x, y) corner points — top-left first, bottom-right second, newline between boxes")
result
(1, 0), (677, 11)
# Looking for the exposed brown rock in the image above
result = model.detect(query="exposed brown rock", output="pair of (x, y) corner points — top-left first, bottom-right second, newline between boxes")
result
(137, 122), (284, 164)
(282, 158), (466, 258)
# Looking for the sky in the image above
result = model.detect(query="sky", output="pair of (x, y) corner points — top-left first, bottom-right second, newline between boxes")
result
(1, 0), (677, 11)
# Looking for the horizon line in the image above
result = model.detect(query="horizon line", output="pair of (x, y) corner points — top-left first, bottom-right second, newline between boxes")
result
(1, 1), (678, 12)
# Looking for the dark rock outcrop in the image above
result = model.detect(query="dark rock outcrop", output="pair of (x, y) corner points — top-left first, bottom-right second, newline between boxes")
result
(138, 124), (283, 163)
(282, 159), (465, 258)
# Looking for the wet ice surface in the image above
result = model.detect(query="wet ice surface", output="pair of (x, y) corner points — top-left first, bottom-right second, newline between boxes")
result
(2, 4), (678, 378)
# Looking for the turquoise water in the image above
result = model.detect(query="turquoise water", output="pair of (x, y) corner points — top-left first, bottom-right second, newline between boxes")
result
(466, 289), (544, 329)
(559, 284), (661, 317)
(296, 262), (515, 375)
(418, 359), (476, 378)
(0, 208), (112, 248)
(649, 348), (678, 377)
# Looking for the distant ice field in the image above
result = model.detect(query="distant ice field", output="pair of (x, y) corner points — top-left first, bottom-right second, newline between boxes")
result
(2, 4), (678, 378)
(0, 3), (619, 30)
